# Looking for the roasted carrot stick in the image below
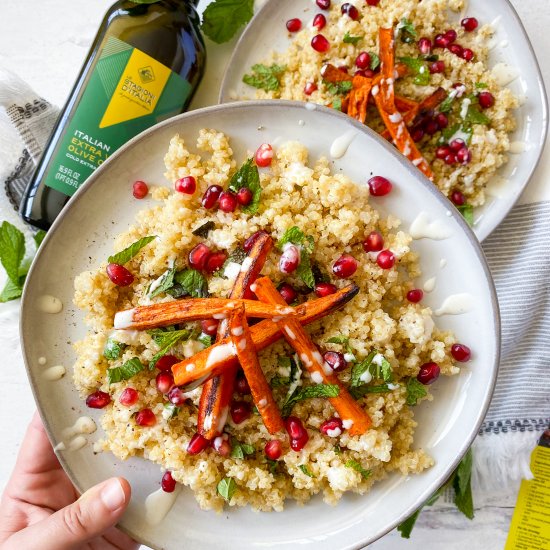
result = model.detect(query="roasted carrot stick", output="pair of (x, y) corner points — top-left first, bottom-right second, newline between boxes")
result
(172, 284), (359, 387)
(197, 232), (274, 440)
(348, 74), (373, 123)
(252, 277), (371, 437)
(113, 298), (301, 330)
(321, 63), (353, 83)
(229, 305), (285, 434)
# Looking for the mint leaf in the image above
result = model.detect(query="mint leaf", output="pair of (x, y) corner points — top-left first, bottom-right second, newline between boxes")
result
(174, 269), (208, 298)
(299, 464), (316, 478)
(369, 52), (381, 71)
(270, 355), (302, 390)
(192, 221), (215, 238)
(198, 333), (213, 348)
(149, 267), (176, 298)
(107, 357), (144, 384)
(350, 384), (392, 399)
(465, 105), (490, 125)
(439, 94), (454, 113)
(266, 459), (279, 475)
(343, 32), (362, 45)
(327, 335), (354, 357)
(103, 339), (127, 360)
(296, 251), (315, 289)
(332, 97), (343, 111)
(147, 328), (191, 369)
(231, 439), (255, 459)
(397, 508), (422, 538)
(0, 221), (25, 283)
(398, 57), (430, 86)
(277, 227), (315, 289)
(454, 448), (474, 519)
(227, 158), (262, 214)
(202, 0), (254, 44)
(222, 247), (247, 270)
(0, 278), (23, 302)
(34, 230), (47, 248)
(350, 351), (392, 387)
(163, 403), (180, 420)
(282, 384), (339, 417)
(406, 377), (427, 406)
(334, 444), (342, 455)
(243, 63), (286, 92)
(278, 227), (305, 250)
(475, 82), (488, 89)
(108, 236), (155, 265)
(457, 204), (474, 226)
(325, 80), (353, 96)
(397, 18), (417, 43)
(345, 459), (371, 480)
(217, 477), (237, 502)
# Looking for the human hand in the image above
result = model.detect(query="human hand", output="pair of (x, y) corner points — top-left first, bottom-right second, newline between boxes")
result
(0, 412), (139, 550)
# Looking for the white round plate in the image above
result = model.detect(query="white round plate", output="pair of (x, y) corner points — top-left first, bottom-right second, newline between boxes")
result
(220, 0), (548, 241)
(21, 102), (499, 550)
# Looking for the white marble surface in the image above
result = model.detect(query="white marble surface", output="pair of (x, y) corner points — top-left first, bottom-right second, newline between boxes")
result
(0, 0), (547, 548)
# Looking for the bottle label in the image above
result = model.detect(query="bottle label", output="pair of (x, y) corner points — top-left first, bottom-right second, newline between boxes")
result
(44, 36), (191, 196)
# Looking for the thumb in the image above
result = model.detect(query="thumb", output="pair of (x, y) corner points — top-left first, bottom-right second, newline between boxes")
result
(10, 477), (131, 550)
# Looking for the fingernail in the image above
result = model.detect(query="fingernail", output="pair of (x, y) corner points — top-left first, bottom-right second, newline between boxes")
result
(100, 478), (126, 511)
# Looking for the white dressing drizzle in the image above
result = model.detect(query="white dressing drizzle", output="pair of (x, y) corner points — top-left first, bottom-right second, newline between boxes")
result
(145, 487), (180, 526)
(434, 293), (475, 316)
(409, 212), (452, 240)
(330, 130), (357, 159)
(37, 295), (63, 314)
(43, 365), (66, 381)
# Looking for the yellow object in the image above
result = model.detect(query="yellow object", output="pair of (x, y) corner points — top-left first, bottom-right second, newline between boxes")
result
(505, 445), (550, 549)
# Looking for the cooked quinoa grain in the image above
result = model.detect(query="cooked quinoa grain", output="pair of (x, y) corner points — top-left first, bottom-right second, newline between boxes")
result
(73, 129), (459, 512)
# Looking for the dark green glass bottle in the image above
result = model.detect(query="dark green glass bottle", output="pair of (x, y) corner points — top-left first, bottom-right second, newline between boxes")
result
(21, 0), (205, 230)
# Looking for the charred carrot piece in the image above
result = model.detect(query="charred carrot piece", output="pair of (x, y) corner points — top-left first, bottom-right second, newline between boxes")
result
(321, 63), (353, 83)
(229, 305), (285, 435)
(418, 87), (447, 112)
(253, 277), (371, 437)
(197, 232), (274, 440)
(113, 299), (301, 331)
(172, 284), (359, 387)
(348, 75), (373, 123)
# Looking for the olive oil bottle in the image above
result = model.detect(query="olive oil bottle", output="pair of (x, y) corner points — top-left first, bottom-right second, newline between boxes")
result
(21, 0), (205, 230)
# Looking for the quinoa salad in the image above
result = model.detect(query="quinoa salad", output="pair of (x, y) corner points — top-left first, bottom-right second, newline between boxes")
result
(240, 0), (519, 218)
(73, 129), (472, 512)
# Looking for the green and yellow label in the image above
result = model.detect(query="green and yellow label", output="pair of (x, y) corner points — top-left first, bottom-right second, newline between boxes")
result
(45, 37), (191, 196)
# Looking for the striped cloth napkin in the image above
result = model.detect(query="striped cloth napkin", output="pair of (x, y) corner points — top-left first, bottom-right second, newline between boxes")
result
(0, 66), (548, 491)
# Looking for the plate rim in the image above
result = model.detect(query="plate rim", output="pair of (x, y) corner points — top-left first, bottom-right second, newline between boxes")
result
(218, 0), (549, 242)
(20, 100), (501, 550)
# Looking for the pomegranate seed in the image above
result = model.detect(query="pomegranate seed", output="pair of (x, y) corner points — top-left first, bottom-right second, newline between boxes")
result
(444, 153), (457, 165)
(286, 416), (309, 451)
(323, 351), (348, 373)
(417, 362), (441, 385)
(445, 29), (458, 43)
(436, 146), (451, 160)
(478, 91), (495, 109)
(205, 251), (227, 274)
(462, 48), (474, 61)
(311, 34), (330, 53)
(265, 439), (283, 460)
(316, 0), (330, 9)
(368, 175), (392, 197)
(255, 143), (274, 167)
(161, 471), (176, 493)
(456, 147), (472, 165)
(451, 343), (472, 362)
(377, 250), (395, 269)
(290, 435), (308, 452)
(320, 417), (344, 437)
(434, 34), (450, 48)
(212, 436), (232, 456)
(201, 319), (219, 337)
(119, 388), (139, 406)
(341, 3), (359, 19)
(175, 176), (196, 195)
(366, 0), (380, 5)
(451, 190), (466, 206)
(333, 254), (358, 279)
(363, 230), (384, 252)
(435, 112), (449, 129)
(86, 390), (111, 409)
(461, 17), (479, 32)
(236, 374), (251, 395)
(425, 119), (439, 135)
(286, 18), (302, 32)
(167, 386), (187, 406)
(449, 44), (463, 57)
(279, 244), (301, 274)
(411, 126), (425, 142)
(136, 408), (156, 427)
(236, 187), (253, 206)
(219, 191), (237, 213)
(201, 185), (222, 209)
(243, 230), (269, 252)
(155, 354), (179, 372)
(188, 243), (211, 270)
(355, 52), (371, 70)
(313, 13), (326, 30)
(449, 139), (465, 152)
(407, 289), (424, 303)
(132, 180), (148, 199)
(187, 432), (209, 455)
(106, 263), (134, 287)
(230, 401), (251, 424)
(418, 37), (432, 55)
(279, 283), (297, 304)
(156, 372), (174, 394)
(304, 81), (318, 95)
(314, 282), (337, 297)
(429, 60), (446, 74)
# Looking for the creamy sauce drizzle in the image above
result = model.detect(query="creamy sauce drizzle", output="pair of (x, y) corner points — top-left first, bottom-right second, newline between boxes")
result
(38, 356), (47, 365)
(63, 416), (97, 439)
(68, 436), (87, 451)
(113, 309), (135, 329)
(409, 212), (452, 240)
(37, 295), (63, 314)
(491, 63), (520, 87)
(509, 141), (527, 154)
(145, 487), (180, 525)
(423, 277), (436, 293)
(43, 365), (66, 381)
(434, 293), (475, 316)
(304, 102), (316, 111)
(330, 130), (357, 159)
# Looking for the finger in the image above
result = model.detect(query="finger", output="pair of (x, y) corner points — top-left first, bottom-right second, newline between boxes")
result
(101, 525), (140, 550)
(4, 477), (131, 550)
